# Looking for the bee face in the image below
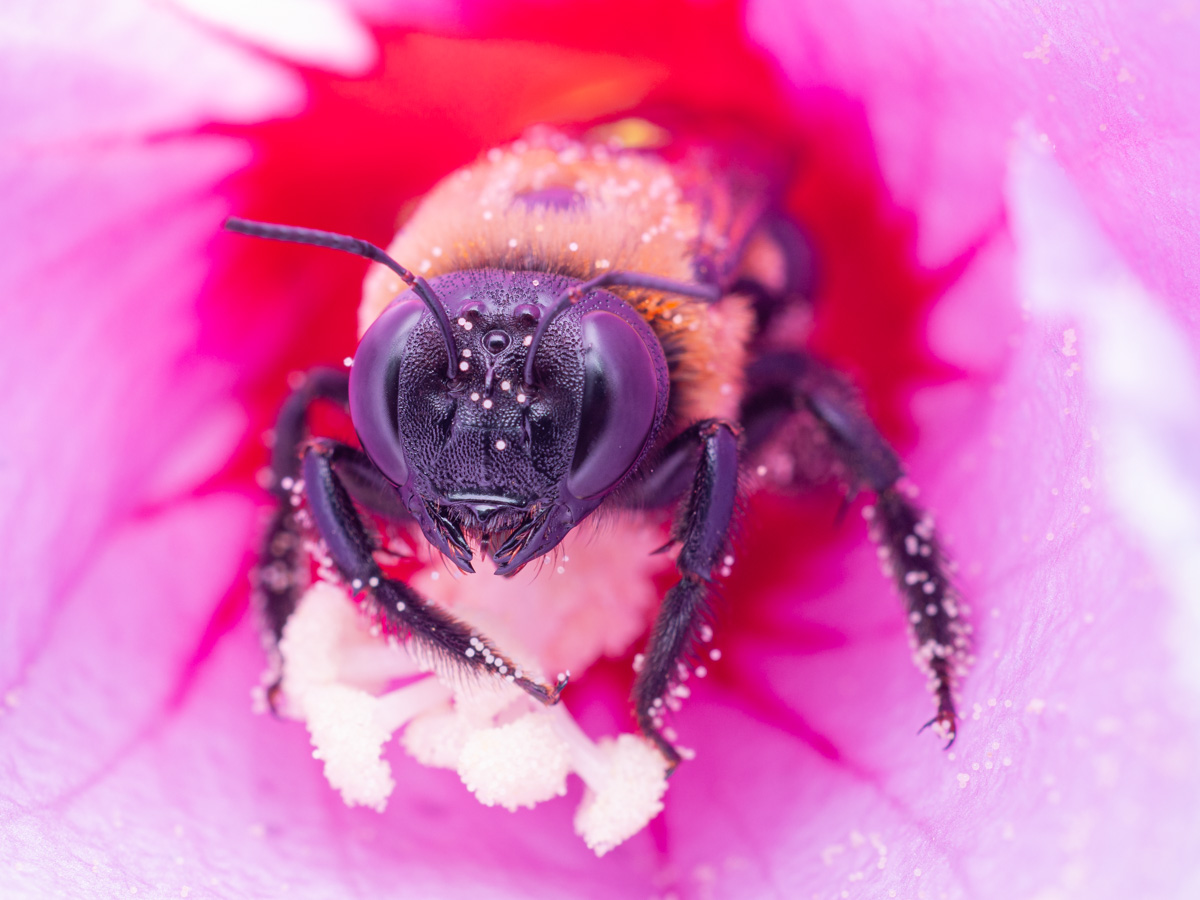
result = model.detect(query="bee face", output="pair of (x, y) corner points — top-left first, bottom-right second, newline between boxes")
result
(349, 268), (669, 572)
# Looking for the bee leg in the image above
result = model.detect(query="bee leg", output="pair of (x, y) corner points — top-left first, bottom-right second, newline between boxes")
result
(620, 425), (705, 510)
(255, 368), (351, 709)
(301, 440), (565, 705)
(733, 214), (816, 334)
(741, 350), (965, 745)
(632, 420), (740, 769)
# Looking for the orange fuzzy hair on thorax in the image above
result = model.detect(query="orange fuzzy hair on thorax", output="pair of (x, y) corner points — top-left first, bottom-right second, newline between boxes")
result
(359, 126), (756, 424)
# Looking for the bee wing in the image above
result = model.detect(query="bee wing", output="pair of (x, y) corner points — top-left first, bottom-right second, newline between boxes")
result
(671, 144), (779, 293)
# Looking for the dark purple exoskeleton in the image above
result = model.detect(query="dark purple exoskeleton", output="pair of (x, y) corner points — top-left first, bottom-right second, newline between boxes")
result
(231, 131), (967, 769)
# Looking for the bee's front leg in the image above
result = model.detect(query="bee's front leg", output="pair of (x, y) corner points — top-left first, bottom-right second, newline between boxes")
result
(300, 440), (565, 705)
(631, 420), (740, 770)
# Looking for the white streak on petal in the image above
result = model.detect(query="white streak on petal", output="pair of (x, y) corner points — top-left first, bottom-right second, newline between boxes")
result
(1, 0), (302, 143)
(1008, 134), (1200, 691)
(170, 0), (376, 75)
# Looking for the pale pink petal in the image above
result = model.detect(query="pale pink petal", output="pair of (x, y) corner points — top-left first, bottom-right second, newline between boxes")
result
(748, 0), (1200, 329)
(1, 0), (303, 144)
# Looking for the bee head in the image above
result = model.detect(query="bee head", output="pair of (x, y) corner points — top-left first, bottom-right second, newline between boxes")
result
(350, 269), (670, 574)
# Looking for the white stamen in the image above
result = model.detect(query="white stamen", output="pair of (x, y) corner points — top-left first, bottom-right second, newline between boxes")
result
(457, 713), (570, 811)
(536, 702), (669, 856)
(304, 678), (450, 812)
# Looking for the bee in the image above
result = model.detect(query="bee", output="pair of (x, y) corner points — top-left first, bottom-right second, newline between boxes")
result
(229, 123), (966, 771)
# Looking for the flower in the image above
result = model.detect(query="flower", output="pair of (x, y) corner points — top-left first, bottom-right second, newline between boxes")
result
(4, 1), (1200, 898)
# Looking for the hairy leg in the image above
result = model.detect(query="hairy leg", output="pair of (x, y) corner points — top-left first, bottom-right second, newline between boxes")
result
(631, 420), (740, 767)
(741, 351), (967, 744)
(302, 440), (565, 705)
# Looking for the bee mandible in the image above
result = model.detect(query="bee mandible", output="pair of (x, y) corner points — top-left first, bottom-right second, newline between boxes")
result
(229, 124), (966, 771)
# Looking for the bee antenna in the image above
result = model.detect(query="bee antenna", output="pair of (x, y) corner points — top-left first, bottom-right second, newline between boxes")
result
(225, 217), (459, 380)
(522, 271), (721, 385)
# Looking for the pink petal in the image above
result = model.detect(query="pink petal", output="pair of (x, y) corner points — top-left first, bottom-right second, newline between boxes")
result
(5, 0), (1200, 896)
(748, 0), (1200, 330)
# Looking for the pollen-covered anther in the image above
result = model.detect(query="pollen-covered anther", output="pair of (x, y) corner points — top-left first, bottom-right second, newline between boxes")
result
(304, 678), (451, 812)
(457, 713), (571, 811)
(571, 731), (670, 857)
(277, 582), (421, 716)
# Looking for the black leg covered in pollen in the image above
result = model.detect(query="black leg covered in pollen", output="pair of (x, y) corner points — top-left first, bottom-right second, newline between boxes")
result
(301, 440), (566, 706)
(256, 368), (352, 651)
(632, 420), (740, 768)
(741, 351), (967, 745)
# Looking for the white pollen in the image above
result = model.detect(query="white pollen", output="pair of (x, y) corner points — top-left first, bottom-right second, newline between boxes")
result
(304, 678), (449, 812)
(568, 242), (579, 252)
(458, 714), (570, 811)
(694, 666), (708, 678)
(457, 317), (468, 327)
(396, 601), (406, 612)
(495, 440), (507, 450)
(466, 648), (475, 658)
(462, 349), (472, 357)
(483, 210), (494, 220)
(517, 393), (527, 403)
(756, 465), (767, 476)
(459, 361), (470, 372)
(432, 246), (443, 257)
(343, 356), (353, 367)
(508, 238), (518, 248)
(573, 734), (669, 857)
(483, 399), (493, 409)
(523, 335), (533, 346)
(501, 380), (511, 391)
(709, 649), (721, 661)
(470, 392), (480, 402)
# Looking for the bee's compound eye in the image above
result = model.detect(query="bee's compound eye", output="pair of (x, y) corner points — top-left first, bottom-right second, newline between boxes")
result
(566, 311), (660, 500)
(348, 299), (424, 487)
